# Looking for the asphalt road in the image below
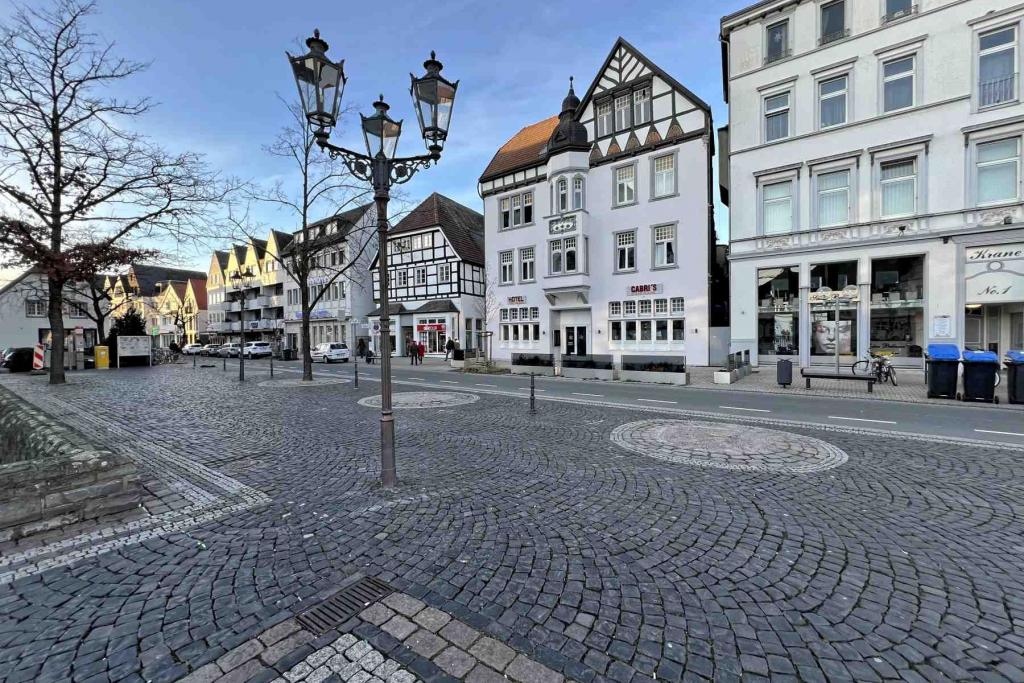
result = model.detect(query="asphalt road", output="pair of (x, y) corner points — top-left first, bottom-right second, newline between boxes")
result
(222, 357), (1024, 446)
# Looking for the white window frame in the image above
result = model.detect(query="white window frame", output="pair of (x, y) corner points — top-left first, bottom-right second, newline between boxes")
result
(609, 301), (622, 318)
(759, 176), (797, 235)
(670, 297), (685, 315)
(563, 236), (579, 274)
(549, 239), (564, 276)
(651, 152), (677, 199)
(557, 177), (568, 212)
(763, 89), (792, 143)
(623, 299), (637, 316)
(414, 267), (427, 286)
(438, 262), (452, 283)
(499, 250), (514, 285)
(812, 163), (856, 228)
(878, 157), (918, 219)
(976, 24), (1020, 110)
(817, 73), (849, 130)
(973, 134), (1022, 207)
(881, 54), (916, 114)
(396, 270), (409, 287)
(25, 299), (47, 317)
(764, 17), (791, 65)
(614, 230), (636, 273)
(613, 163), (637, 207)
(882, 0), (916, 24)
(632, 87), (652, 125)
(614, 94), (630, 131)
(596, 100), (613, 138)
(572, 176), (585, 210)
(519, 246), (536, 283)
(818, 0), (849, 46)
(651, 223), (678, 269)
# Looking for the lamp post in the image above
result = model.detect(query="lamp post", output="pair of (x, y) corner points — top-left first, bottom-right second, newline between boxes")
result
(231, 267), (256, 382)
(288, 30), (458, 489)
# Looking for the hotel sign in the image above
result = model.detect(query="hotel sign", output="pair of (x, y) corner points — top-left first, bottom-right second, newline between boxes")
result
(626, 283), (662, 296)
(548, 215), (577, 235)
(507, 296), (525, 304)
(965, 242), (1024, 304)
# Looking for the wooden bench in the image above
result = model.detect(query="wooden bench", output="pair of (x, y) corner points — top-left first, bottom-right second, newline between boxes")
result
(800, 369), (876, 393)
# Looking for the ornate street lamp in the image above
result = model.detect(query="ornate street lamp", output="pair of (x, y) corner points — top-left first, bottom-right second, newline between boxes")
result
(288, 31), (457, 489)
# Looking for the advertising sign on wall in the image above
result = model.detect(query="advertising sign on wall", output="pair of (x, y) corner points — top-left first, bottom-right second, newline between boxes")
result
(964, 242), (1024, 304)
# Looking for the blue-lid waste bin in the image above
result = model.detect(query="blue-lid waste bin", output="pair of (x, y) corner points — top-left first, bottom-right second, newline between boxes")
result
(1006, 350), (1024, 405)
(961, 348), (1000, 404)
(925, 344), (960, 399)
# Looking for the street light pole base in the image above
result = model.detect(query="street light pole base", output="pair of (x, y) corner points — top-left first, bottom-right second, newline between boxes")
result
(380, 410), (396, 488)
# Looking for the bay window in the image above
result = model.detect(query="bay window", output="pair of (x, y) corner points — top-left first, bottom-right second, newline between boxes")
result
(977, 138), (1020, 205)
(500, 191), (533, 229)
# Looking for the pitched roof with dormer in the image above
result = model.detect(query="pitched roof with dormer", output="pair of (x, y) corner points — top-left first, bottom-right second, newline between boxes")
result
(390, 193), (484, 265)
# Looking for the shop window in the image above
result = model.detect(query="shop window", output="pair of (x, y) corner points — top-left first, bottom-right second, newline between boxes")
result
(670, 297), (685, 315)
(809, 261), (859, 359)
(609, 301), (621, 317)
(757, 266), (799, 357)
(672, 320), (686, 341)
(870, 256), (925, 360)
(624, 300), (637, 316)
(533, 323), (540, 340)
(640, 320), (652, 341)
(625, 320), (637, 341)
(654, 299), (668, 315)
(639, 299), (652, 316)
(656, 320), (668, 341)
(611, 321), (622, 341)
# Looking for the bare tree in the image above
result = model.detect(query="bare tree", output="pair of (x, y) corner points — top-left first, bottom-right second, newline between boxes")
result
(480, 269), (502, 368)
(0, 1), (227, 384)
(228, 99), (375, 381)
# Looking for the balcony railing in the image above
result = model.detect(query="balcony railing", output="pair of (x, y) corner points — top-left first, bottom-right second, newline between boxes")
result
(267, 294), (285, 308)
(225, 301), (242, 313)
(882, 4), (917, 23)
(764, 48), (792, 66)
(818, 28), (850, 46)
(979, 74), (1018, 108)
(244, 297), (264, 310)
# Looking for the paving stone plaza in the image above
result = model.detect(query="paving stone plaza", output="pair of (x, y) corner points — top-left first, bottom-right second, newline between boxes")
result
(2, 366), (1024, 682)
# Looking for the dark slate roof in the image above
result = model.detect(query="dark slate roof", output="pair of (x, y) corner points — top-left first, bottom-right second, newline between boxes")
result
(213, 251), (229, 270)
(414, 299), (459, 314)
(131, 264), (207, 297)
(271, 230), (294, 252)
(391, 193), (484, 265)
(367, 303), (407, 317)
(281, 204), (374, 256)
(250, 238), (268, 259)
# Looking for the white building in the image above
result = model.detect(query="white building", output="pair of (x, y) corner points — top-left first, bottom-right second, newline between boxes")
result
(283, 205), (377, 352)
(369, 193), (485, 357)
(105, 265), (207, 346)
(0, 269), (101, 350)
(479, 38), (724, 367)
(721, 0), (1024, 368)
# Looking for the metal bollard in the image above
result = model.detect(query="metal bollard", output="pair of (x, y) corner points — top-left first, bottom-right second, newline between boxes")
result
(270, 353), (274, 378)
(193, 353), (196, 369)
(354, 356), (358, 388)
(222, 354), (226, 371)
(530, 372), (536, 415)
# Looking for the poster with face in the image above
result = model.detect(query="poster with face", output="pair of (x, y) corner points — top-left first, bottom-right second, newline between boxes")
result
(811, 319), (853, 355)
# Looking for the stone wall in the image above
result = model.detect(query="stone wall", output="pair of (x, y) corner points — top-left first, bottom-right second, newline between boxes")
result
(0, 386), (142, 541)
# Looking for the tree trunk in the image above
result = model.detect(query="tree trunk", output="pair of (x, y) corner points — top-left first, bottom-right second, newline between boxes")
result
(300, 283), (313, 382)
(47, 277), (66, 384)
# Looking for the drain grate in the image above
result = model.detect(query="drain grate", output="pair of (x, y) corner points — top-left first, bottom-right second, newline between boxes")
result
(296, 576), (395, 635)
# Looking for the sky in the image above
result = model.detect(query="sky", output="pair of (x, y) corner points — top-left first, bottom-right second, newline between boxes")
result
(0, 0), (748, 281)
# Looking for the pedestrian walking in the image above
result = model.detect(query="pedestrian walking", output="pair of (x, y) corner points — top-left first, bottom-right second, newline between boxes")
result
(444, 337), (455, 360)
(407, 339), (415, 365)
(417, 341), (425, 363)
(357, 338), (366, 358)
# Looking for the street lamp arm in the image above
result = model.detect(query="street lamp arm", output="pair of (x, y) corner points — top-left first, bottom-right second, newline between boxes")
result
(388, 153), (438, 186)
(314, 133), (438, 186)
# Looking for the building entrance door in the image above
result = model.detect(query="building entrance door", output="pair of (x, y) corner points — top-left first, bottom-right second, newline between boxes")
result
(564, 326), (587, 356)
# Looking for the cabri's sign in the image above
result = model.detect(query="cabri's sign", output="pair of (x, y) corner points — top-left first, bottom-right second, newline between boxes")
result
(626, 283), (662, 296)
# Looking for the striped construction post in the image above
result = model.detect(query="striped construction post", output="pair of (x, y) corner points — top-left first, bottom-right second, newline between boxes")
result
(31, 344), (45, 374)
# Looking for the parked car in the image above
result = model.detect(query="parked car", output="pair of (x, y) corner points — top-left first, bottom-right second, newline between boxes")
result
(1, 347), (34, 372)
(312, 342), (351, 363)
(182, 343), (203, 355)
(242, 341), (272, 359)
(200, 343), (221, 356)
(219, 343), (241, 357)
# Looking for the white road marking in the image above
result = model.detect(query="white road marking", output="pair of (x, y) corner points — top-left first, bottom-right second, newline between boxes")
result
(572, 392), (604, 398)
(518, 387), (546, 392)
(637, 398), (677, 404)
(406, 377), (424, 381)
(828, 416), (897, 424)
(440, 380), (459, 384)
(719, 406), (771, 413)
(475, 383), (497, 387)
(975, 429), (1024, 437)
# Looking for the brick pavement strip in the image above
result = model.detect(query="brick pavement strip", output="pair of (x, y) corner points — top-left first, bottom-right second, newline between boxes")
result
(1, 368), (1024, 682)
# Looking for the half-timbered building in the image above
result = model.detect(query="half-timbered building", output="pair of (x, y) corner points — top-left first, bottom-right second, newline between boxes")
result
(369, 193), (485, 357)
(479, 37), (726, 368)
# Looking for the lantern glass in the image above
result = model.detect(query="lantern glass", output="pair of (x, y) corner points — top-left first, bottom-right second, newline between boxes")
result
(288, 32), (345, 128)
(410, 53), (458, 151)
(362, 101), (402, 158)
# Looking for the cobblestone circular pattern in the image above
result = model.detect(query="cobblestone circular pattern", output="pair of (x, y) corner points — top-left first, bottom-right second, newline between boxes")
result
(610, 418), (849, 473)
(258, 377), (350, 387)
(357, 390), (479, 410)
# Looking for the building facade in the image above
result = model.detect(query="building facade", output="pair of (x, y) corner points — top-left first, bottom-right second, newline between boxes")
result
(105, 265), (207, 346)
(283, 205), (377, 353)
(479, 38), (723, 367)
(721, 0), (1024, 368)
(369, 193), (485, 357)
(0, 269), (100, 350)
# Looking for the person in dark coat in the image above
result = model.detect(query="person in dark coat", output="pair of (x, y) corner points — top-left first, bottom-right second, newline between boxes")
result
(444, 337), (455, 360)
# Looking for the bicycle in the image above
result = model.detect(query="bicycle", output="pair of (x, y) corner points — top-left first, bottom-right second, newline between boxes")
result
(852, 351), (898, 386)
(152, 348), (183, 365)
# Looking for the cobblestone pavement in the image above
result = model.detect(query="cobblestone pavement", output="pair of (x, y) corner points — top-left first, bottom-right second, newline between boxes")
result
(2, 366), (1024, 682)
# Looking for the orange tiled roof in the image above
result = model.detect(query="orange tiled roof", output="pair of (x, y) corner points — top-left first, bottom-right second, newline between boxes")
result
(479, 116), (558, 182)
